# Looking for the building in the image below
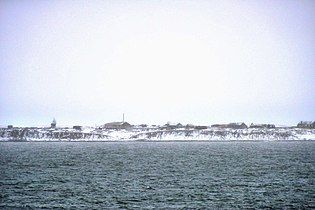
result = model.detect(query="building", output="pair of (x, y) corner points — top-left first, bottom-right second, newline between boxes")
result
(227, 123), (248, 129)
(195, 125), (208, 130)
(249, 123), (275, 129)
(211, 122), (248, 129)
(185, 124), (195, 129)
(103, 122), (132, 129)
(163, 122), (184, 130)
(73, 126), (82, 131)
(297, 121), (315, 129)
(211, 124), (222, 128)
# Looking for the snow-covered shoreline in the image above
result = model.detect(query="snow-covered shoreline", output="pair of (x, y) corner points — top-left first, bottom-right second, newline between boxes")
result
(1, 126), (315, 141)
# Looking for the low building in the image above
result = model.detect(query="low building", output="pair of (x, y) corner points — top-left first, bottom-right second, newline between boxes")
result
(73, 125), (82, 131)
(103, 122), (132, 129)
(176, 123), (183, 128)
(211, 123), (247, 129)
(249, 123), (275, 129)
(297, 121), (315, 129)
(139, 124), (147, 128)
(163, 122), (183, 130)
(228, 123), (248, 129)
(211, 124), (224, 128)
(195, 126), (208, 130)
(185, 124), (195, 129)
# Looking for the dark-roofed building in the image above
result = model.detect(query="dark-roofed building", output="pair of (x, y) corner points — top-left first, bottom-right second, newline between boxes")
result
(211, 122), (247, 129)
(297, 121), (315, 129)
(227, 123), (247, 129)
(163, 122), (183, 130)
(73, 126), (82, 131)
(249, 123), (275, 129)
(103, 122), (132, 129)
(211, 124), (223, 128)
(185, 124), (195, 129)
(195, 126), (208, 130)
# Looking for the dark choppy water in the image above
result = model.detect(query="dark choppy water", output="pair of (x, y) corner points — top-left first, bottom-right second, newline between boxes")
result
(0, 141), (314, 209)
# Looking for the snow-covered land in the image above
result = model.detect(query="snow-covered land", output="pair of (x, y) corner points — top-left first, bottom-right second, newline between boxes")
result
(0, 126), (315, 141)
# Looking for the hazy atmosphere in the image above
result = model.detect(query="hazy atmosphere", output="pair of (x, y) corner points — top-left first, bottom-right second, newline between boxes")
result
(1, 0), (314, 127)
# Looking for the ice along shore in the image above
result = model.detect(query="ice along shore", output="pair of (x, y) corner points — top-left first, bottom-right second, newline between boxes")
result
(1, 121), (315, 141)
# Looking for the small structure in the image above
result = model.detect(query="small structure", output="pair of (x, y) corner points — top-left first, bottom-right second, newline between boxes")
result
(103, 122), (132, 129)
(297, 121), (315, 129)
(227, 123), (247, 129)
(211, 123), (247, 129)
(73, 125), (82, 131)
(163, 122), (183, 130)
(195, 125), (208, 130)
(7, 125), (13, 129)
(211, 124), (222, 128)
(249, 123), (275, 129)
(185, 124), (195, 129)
(176, 123), (183, 128)
(51, 118), (56, 128)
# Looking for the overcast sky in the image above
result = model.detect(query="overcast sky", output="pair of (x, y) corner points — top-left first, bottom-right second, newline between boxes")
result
(1, 0), (314, 127)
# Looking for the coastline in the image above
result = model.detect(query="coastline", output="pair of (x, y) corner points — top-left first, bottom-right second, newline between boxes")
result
(1, 140), (314, 143)
(1, 126), (315, 142)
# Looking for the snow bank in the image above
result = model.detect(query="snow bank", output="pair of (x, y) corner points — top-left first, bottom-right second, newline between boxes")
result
(1, 127), (315, 141)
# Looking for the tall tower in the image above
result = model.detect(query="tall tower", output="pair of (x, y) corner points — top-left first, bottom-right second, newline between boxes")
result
(51, 118), (56, 128)
(122, 113), (125, 123)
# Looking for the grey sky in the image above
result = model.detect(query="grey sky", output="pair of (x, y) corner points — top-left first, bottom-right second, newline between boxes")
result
(1, 1), (314, 126)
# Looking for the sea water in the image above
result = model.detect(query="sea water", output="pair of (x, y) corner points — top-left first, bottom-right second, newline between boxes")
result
(0, 141), (314, 209)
